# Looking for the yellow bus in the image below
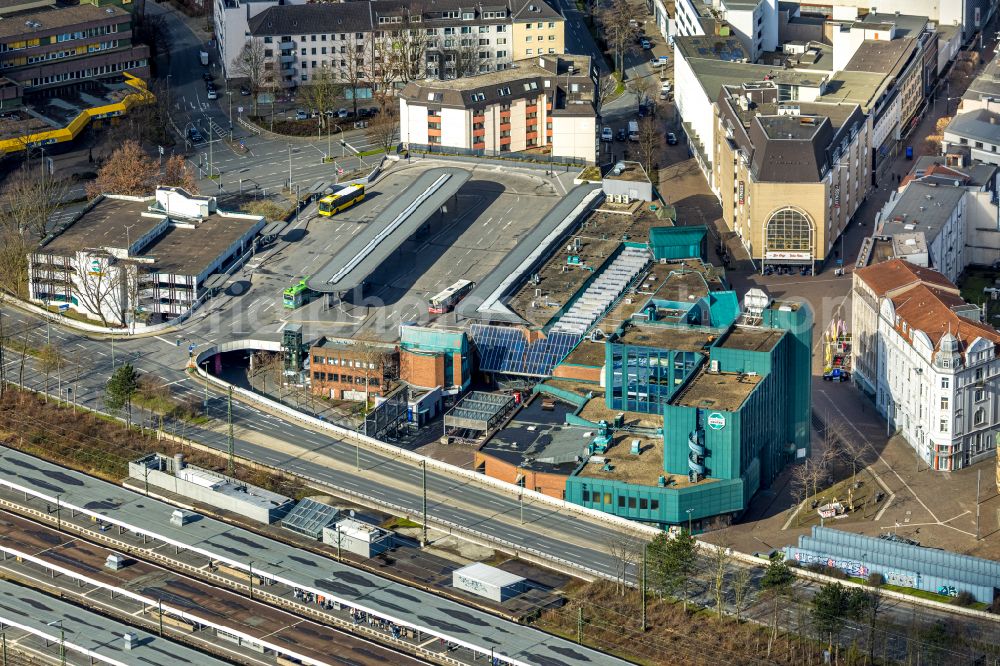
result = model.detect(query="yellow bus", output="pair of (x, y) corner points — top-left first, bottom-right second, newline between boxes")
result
(318, 184), (366, 216)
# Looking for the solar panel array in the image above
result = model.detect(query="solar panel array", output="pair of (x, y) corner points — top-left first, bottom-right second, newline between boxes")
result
(281, 498), (340, 539)
(550, 246), (650, 335)
(472, 325), (580, 377)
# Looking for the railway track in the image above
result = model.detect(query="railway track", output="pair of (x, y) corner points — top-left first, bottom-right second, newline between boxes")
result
(0, 508), (431, 666)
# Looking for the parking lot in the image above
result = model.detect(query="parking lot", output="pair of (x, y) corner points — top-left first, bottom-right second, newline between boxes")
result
(209, 160), (569, 342)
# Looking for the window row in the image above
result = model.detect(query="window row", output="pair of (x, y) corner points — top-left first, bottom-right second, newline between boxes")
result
(580, 489), (660, 511)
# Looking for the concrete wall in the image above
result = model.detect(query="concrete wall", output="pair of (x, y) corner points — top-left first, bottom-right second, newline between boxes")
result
(126, 462), (289, 524)
(673, 45), (715, 189)
(964, 189), (1000, 265)
(550, 115), (597, 163)
(440, 107), (470, 149)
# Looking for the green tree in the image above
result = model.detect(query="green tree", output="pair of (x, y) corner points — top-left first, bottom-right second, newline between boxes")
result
(647, 530), (696, 609)
(812, 581), (850, 645)
(105, 363), (141, 427)
(760, 559), (794, 658)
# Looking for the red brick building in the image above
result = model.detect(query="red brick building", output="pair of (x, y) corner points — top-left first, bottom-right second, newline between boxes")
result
(309, 338), (398, 401)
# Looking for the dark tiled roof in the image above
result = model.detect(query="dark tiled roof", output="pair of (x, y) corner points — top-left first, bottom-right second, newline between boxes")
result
(249, 3), (373, 36)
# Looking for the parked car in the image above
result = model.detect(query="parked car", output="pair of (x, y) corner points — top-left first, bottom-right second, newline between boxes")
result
(187, 127), (204, 143)
(615, 128), (626, 142)
(206, 88), (218, 100)
(240, 85), (251, 96)
(660, 81), (672, 94)
(336, 108), (350, 118)
(640, 38), (652, 49)
(202, 72), (214, 82)
(666, 132), (678, 145)
(295, 109), (309, 120)
(600, 126), (613, 142)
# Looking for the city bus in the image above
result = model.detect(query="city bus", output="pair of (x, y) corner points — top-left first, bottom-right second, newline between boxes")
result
(428, 279), (475, 314)
(283, 277), (310, 309)
(318, 184), (366, 217)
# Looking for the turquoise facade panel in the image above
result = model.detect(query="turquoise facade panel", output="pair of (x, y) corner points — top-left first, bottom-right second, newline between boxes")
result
(565, 475), (745, 524)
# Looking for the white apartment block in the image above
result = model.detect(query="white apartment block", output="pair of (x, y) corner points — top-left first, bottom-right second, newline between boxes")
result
(853, 259), (1000, 471)
(232, 0), (563, 85)
(792, 0), (993, 41)
(214, 0), (284, 80)
(674, 0), (778, 61)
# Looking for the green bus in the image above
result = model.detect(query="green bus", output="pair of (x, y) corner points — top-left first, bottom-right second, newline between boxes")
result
(283, 277), (310, 309)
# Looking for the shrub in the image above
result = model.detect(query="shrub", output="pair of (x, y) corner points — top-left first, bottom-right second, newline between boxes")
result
(954, 591), (975, 607)
(867, 572), (885, 587)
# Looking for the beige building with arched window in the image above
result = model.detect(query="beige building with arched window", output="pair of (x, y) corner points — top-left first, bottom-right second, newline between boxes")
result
(713, 80), (873, 271)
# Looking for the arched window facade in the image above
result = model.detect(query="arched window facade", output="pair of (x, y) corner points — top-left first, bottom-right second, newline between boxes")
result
(764, 207), (814, 255)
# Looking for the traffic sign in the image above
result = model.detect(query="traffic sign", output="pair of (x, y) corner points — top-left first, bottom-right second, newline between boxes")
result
(238, 106), (244, 114)
(158, 145), (164, 156)
(57, 304), (69, 312)
(188, 343), (196, 353)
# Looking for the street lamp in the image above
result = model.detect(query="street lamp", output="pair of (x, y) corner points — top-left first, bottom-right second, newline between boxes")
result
(248, 560), (255, 600)
(685, 508), (693, 534)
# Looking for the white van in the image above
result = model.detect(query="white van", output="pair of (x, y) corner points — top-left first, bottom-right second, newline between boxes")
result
(628, 120), (639, 141)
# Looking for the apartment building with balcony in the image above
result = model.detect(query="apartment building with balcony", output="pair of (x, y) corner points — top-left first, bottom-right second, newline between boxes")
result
(0, 0), (148, 96)
(852, 259), (1000, 471)
(398, 53), (598, 162)
(240, 0), (563, 86)
(28, 187), (264, 327)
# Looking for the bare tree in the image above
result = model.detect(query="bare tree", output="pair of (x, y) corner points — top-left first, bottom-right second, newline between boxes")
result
(605, 535), (642, 595)
(635, 118), (660, 175)
(2, 164), (68, 240)
(731, 565), (753, 623)
(341, 34), (369, 117)
(383, 13), (426, 83)
(250, 351), (286, 400)
(365, 32), (401, 113)
(86, 140), (158, 198)
(232, 38), (270, 115)
(454, 42), (484, 78)
(299, 70), (344, 123)
(354, 342), (395, 410)
(162, 155), (198, 193)
(133, 11), (172, 75)
(839, 435), (868, 488)
(0, 164), (68, 299)
(37, 342), (63, 404)
(789, 461), (811, 523)
(627, 76), (655, 113)
(711, 544), (732, 618)
(71, 252), (124, 327)
(600, 0), (637, 74)
(366, 108), (400, 154)
(597, 74), (618, 107)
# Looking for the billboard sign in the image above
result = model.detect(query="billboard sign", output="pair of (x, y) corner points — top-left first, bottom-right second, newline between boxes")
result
(765, 251), (812, 260)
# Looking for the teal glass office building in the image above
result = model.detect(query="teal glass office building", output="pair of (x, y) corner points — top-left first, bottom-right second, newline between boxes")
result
(565, 299), (812, 530)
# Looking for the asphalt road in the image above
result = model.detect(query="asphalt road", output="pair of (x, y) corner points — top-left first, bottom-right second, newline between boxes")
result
(5, 305), (1000, 665)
